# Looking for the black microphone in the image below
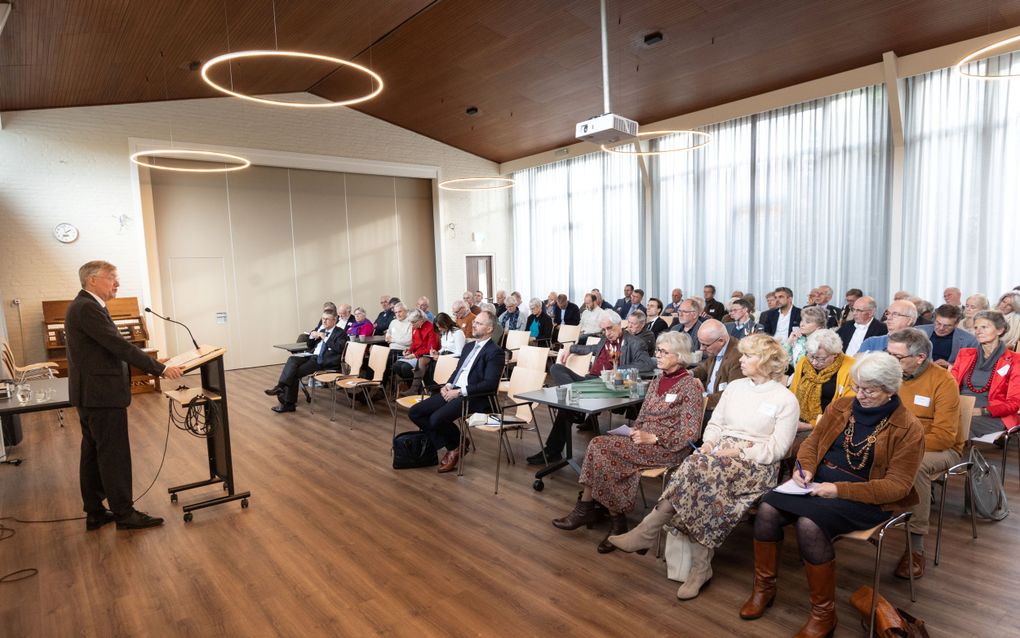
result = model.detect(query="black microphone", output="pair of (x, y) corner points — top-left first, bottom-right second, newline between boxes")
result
(144, 307), (200, 350)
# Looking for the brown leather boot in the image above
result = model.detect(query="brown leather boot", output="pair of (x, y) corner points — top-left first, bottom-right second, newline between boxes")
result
(552, 495), (599, 530)
(597, 513), (629, 553)
(740, 540), (780, 620)
(794, 560), (837, 638)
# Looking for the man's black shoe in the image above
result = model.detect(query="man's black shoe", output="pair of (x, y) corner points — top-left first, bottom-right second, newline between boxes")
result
(85, 509), (116, 531)
(526, 451), (562, 466)
(115, 510), (164, 530)
(264, 385), (282, 396)
(272, 404), (296, 413)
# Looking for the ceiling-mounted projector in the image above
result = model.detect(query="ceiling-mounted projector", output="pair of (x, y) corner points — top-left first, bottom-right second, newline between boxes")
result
(575, 113), (639, 145)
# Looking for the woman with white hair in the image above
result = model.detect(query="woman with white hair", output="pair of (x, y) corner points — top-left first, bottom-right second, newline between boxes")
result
(784, 305), (828, 369)
(960, 293), (989, 334)
(741, 352), (924, 637)
(525, 297), (553, 346)
(995, 291), (1020, 348)
(789, 329), (855, 432)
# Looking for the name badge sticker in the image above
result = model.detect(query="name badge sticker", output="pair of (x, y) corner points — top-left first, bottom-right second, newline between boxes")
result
(718, 382), (728, 392)
(665, 393), (678, 403)
(758, 403), (778, 417)
(913, 395), (931, 408)
(998, 364), (1010, 377)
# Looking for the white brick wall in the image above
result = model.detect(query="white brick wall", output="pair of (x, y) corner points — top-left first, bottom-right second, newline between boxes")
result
(0, 95), (512, 362)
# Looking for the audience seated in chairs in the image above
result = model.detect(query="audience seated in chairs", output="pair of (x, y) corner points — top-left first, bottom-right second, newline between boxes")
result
(551, 331), (703, 552)
(525, 297), (553, 346)
(409, 312), (464, 396)
(858, 298), (917, 353)
(783, 305), (829, 370)
(744, 352), (923, 637)
(960, 293), (989, 334)
(645, 297), (670, 336)
(887, 328), (962, 580)
(301, 301), (337, 338)
(498, 296), (526, 332)
(374, 296), (397, 336)
(384, 302), (413, 386)
(530, 312), (654, 465)
(702, 284), (726, 321)
(334, 304), (354, 333)
(839, 288), (863, 326)
(691, 319), (744, 421)
(461, 291), (480, 315)
(950, 310), (1020, 438)
(265, 310), (346, 413)
(392, 309), (439, 396)
(725, 298), (764, 339)
(814, 285), (841, 327)
(494, 290), (507, 317)
(592, 288), (612, 310)
(613, 284), (636, 318)
(609, 334), (798, 600)
(917, 304), (977, 368)
(996, 291), (1020, 348)
(626, 309), (655, 355)
(663, 288), (684, 316)
(790, 329), (855, 435)
(408, 311), (503, 474)
(346, 307), (374, 337)
(416, 296), (434, 322)
(837, 295), (886, 356)
(478, 302), (503, 347)
(943, 286), (963, 310)
(669, 298), (704, 343)
(551, 293), (581, 330)
(759, 287), (801, 340)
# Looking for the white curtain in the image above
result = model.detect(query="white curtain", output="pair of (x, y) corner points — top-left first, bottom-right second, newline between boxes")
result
(653, 85), (890, 307)
(901, 52), (1020, 303)
(512, 151), (643, 302)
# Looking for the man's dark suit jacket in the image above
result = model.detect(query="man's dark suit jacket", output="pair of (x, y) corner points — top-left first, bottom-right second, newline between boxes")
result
(554, 302), (581, 326)
(693, 336), (746, 411)
(836, 319), (888, 352)
(374, 309), (395, 336)
(704, 298), (726, 321)
(613, 298), (632, 318)
(759, 306), (802, 337)
(448, 340), (504, 411)
(65, 290), (165, 409)
(304, 327), (347, 370)
(824, 304), (841, 328)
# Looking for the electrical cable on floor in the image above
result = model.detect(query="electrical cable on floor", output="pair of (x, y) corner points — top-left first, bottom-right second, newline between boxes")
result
(0, 412), (173, 584)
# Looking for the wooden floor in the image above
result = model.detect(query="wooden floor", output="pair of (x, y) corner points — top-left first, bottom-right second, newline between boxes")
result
(3, 365), (1019, 637)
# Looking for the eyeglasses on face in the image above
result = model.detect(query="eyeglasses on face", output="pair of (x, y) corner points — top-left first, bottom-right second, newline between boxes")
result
(855, 385), (886, 396)
(887, 352), (916, 360)
(654, 348), (674, 356)
(852, 307), (871, 313)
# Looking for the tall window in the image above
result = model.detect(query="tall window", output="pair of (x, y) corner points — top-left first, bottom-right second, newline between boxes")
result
(653, 85), (890, 306)
(901, 52), (1020, 301)
(512, 151), (643, 301)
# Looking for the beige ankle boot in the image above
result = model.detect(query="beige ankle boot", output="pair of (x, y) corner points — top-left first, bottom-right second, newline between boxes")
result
(607, 506), (672, 554)
(676, 540), (714, 600)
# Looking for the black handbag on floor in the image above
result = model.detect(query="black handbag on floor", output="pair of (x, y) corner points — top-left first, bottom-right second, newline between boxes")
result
(392, 431), (438, 469)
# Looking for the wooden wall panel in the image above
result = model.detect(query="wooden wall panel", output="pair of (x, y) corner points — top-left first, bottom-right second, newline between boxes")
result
(394, 177), (437, 314)
(344, 174), (403, 313)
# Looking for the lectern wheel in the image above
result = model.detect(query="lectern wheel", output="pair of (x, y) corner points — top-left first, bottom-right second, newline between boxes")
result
(170, 493), (178, 504)
(533, 480), (545, 492)
(183, 512), (193, 523)
(241, 498), (249, 509)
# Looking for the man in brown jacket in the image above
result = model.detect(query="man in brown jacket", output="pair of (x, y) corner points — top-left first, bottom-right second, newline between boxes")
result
(692, 320), (745, 423)
(887, 328), (961, 580)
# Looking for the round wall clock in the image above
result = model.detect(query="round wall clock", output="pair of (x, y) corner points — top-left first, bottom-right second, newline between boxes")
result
(54, 222), (79, 243)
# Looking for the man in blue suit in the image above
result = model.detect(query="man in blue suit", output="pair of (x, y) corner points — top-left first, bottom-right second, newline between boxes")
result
(266, 310), (346, 413)
(917, 304), (977, 368)
(409, 310), (504, 473)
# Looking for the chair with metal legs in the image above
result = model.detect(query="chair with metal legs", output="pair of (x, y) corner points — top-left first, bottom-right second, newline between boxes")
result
(391, 354), (459, 438)
(310, 341), (366, 421)
(933, 395), (977, 565)
(336, 345), (393, 425)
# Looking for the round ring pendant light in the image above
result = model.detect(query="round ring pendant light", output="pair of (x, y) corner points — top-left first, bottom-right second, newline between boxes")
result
(601, 130), (712, 156)
(130, 149), (252, 173)
(201, 50), (384, 108)
(438, 177), (515, 192)
(955, 34), (1020, 79)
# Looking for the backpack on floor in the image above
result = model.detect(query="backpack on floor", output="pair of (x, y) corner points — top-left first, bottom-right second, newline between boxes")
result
(392, 431), (438, 469)
(969, 447), (1009, 521)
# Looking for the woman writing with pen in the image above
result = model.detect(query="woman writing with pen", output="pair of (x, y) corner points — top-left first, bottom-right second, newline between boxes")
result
(608, 334), (799, 601)
(742, 352), (924, 638)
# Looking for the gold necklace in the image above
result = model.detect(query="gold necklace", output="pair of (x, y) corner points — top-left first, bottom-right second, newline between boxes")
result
(842, 415), (890, 471)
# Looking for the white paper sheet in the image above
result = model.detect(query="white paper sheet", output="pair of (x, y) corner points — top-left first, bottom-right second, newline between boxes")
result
(607, 424), (633, 436)
(972, 431), (1006, 444)
(773, 478), (818, 495)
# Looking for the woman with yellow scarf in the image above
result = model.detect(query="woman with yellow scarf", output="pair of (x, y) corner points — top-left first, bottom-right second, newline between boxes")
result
(789, 329), (856, 431)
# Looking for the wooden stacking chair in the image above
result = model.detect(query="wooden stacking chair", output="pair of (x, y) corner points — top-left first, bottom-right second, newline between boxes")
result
(310, 341), (366, 421)
(499, 344), (548, 393)
(563, 352), (593, 377)
(2, 341), (57, 383)
(336, 345), (392, 425)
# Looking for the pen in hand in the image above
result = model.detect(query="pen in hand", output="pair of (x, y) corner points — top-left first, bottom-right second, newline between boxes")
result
(796, 459), (806, 481)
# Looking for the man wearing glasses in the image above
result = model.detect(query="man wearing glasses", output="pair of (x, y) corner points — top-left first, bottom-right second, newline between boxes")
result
(668, 299), (704, 344)
(692, 320), (745, 421)
(916, 304), (977, 368)
(836, 295), (886, 355)
(886, 328), (962, 580)
(857, 299), (918, 354)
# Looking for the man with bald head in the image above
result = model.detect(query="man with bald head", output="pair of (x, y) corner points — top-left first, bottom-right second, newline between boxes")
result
(836, 295), (887, 355)
(692, 319), (744, 420)
(816, 285), (840, 328)
(857, 299), (918, 353)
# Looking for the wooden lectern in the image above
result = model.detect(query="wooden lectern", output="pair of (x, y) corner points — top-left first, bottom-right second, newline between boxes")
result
(162, 345), (251, 522)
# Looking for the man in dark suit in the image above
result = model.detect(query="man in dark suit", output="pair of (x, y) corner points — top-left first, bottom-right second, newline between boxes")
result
(409, 310), (503, 473)
(836, 295), (886, 355)
(759, 287), (802, 339)
(552, 294), (581, 328)
(265, 310), (346, 413)
(66, 260), (184, 531)
(702, 285), (727, 321)
(692, 320), (745, 421)
(373, 296), (397, 336)
(816, 285), (841, 328)
(613, 284), (635, 318)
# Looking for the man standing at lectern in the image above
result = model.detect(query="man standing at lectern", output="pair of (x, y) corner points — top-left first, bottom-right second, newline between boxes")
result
(66, 260), (184, 531)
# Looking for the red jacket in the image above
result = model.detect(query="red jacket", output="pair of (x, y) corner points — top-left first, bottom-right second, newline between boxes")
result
(951, 347), (1020, 428)
(409, 321), (440, 357)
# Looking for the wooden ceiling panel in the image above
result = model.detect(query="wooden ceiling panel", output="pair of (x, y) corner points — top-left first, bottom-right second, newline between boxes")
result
(3, 1), (1020, 162)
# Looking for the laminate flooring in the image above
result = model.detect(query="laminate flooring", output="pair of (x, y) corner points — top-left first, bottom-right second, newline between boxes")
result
(2, 365), (1019, 637)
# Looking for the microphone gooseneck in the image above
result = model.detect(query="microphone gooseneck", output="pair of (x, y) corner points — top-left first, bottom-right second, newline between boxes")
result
(144, 307), (200, 350)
